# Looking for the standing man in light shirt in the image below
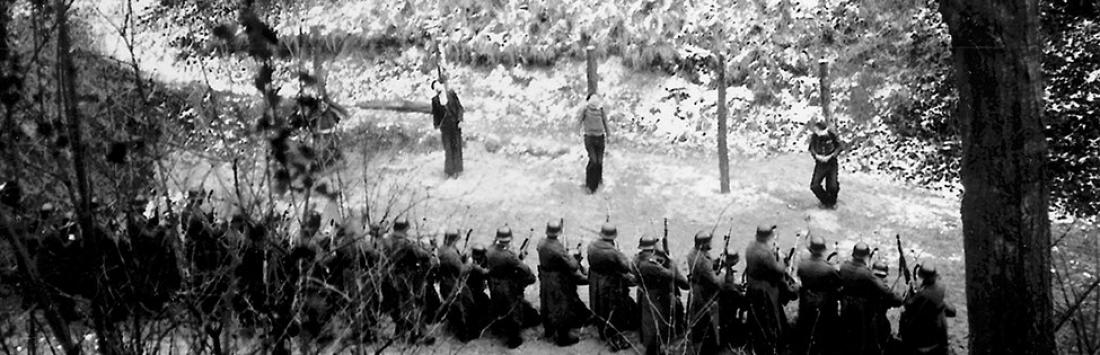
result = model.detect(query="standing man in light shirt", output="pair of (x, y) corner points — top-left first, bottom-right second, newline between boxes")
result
(578, 93), (611, 193)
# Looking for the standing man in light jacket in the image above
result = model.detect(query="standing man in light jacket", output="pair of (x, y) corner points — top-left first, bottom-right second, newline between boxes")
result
(579, 93), (611, 193)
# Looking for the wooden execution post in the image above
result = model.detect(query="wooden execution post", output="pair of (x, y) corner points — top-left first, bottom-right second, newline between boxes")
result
(436, 40), (448, 85)
(818, 59), (832, 126)
(716, 53), (730, 194)
(586, 45), (598, 96)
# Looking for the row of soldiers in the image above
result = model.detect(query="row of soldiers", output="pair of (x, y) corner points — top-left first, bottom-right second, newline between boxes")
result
(2, 192), (954, 354)
(365, 217), (956, 355)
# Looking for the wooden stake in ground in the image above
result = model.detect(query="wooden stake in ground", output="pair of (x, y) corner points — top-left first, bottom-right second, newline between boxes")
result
(586, 45), (598, 97)
(938, 0), (1054, 354)
(818, 59), (831, 126)
(716, 53), (730, 194)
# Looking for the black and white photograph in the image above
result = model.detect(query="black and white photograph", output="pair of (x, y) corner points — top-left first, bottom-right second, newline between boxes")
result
(0, 0), (1097, 354)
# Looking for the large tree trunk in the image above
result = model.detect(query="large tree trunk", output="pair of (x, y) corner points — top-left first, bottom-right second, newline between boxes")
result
(938, 1), (1054, 354)
(716, 54), (730, 194)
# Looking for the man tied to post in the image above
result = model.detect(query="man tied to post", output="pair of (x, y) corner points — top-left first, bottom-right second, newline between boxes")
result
(537, 220), (591, 346)
(808, 120), (842, 208)
(431, 79), (464, 178)
(578, 93), (611, 193)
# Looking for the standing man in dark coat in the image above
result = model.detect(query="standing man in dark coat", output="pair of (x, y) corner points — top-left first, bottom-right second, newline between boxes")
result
(744, 224), (789, 355)
(899, 263), (957, 355)
(587, 223), (638, 351)
(537, 220), (591, 346)
(808, 120), (842, 208)
(839, 242), (904, 355)
(486, 227), (539, 348)
(578, 93), (612, 193)
(794, 235), (842, 355)
(688, 231), (725, 355)
(431, 79), (464, 178)
(634, 235), (689, 355)
(380, 217), (435, 344)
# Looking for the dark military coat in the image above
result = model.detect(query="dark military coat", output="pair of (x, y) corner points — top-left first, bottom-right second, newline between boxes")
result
(587, 239), (639, 335)
(537, 237), (591, 331)
(634, 249), (689, 354)
(839, 258), (904, 355)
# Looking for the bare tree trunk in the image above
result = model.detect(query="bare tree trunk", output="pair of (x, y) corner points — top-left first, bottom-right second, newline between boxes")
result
(716, 54), (730, 194)
(55, 1), (121, 354)
(938, 1), (1055, 354)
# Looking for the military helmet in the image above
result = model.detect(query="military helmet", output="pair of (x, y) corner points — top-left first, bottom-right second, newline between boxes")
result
(725, 252), (741, 266)
(918, 262), (938, 279)
(496, 227), (513, 242)
(694, 231), (713, 245)
(600, 223), (617, 239)
(368, 223), (383, 233)
(471, 243), (487, 254)
(392, 217), (410, 231)
(546, 220), (563, 237)
(638, 235), (659, 250)
(872, 261), (889, 278)
(444, 229), (461, 242)
(852, 241), (871, 258)
(809, 235), (827, 253)
(756, 224), (777, 239)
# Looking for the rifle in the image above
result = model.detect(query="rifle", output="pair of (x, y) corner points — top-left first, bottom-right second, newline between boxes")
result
(715, 233), (732, 272)
(518, 228), (533, 259)
(662, 218), (669, 255)
(896, 234), (913, 294)
(462, 228), (473, 252)
(826, 241), (839, 263)
(560, 217), (566, 247)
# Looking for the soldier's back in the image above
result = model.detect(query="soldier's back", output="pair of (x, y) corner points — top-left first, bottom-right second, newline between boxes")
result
(587, 239), (626, 274)
(799, 257), (839, 290)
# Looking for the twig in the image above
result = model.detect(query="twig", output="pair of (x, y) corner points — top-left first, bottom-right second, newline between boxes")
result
(1055, 277), (1100, 332)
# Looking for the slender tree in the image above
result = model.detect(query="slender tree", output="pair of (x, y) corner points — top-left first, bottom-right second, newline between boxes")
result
(716, 53), (730, 193)
(938, 0), (1055, 354)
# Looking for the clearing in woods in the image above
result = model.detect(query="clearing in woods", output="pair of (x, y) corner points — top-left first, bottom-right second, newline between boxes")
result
(175, 122), (969, 354)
